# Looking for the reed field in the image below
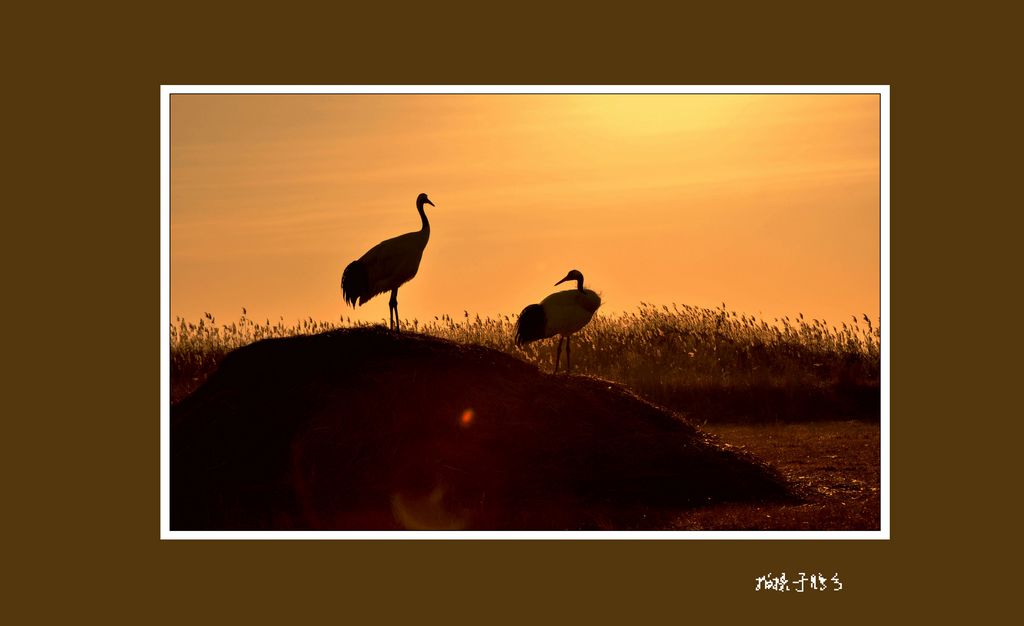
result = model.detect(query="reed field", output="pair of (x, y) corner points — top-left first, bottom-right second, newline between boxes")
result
(170, 303), (880, 423)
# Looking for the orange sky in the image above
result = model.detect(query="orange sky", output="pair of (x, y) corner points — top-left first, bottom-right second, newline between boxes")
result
(170, 94), (880, 326)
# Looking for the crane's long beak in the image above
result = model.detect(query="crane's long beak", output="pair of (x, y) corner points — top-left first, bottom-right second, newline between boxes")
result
(426, 199), (435, 206)
(555, 274), (572, 286)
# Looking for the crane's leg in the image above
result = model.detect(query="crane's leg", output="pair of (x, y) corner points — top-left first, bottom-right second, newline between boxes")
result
(553, 336), (564, 373)
(566, 335), (571, 373)
(390, 288), (400, 333)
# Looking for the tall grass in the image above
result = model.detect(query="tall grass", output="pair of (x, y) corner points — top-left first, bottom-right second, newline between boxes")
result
(171, 304), (880, 421)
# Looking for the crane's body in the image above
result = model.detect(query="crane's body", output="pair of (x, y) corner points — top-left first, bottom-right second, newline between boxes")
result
(514, 270), (601, 373)
(345, 229), (428, 305)
(535, 288), (601, 337)
(341, 193), (433, 331)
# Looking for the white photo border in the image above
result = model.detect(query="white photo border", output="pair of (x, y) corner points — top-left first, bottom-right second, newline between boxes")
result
(160, 84), (891, 540)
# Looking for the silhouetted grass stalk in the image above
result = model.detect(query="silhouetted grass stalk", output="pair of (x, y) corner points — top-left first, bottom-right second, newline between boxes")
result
(171, 304), (880, 418)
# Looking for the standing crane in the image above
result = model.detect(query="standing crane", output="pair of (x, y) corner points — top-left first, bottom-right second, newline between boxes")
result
(514, 269), (601, 373)
(341, 193), (434, 332)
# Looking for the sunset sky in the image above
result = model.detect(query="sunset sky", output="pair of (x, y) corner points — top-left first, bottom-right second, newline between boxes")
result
(170, 93), (880, 326)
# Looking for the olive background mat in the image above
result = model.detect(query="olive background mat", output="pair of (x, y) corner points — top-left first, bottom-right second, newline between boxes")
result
(6, 0), (1014, 622)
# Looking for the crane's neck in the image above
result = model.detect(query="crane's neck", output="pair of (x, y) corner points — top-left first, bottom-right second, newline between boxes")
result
(574, 277), (584, 290)
(416, 199), (430, 234)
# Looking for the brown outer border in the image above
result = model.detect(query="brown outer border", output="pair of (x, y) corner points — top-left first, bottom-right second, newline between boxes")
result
(10, 0), (1007, 620)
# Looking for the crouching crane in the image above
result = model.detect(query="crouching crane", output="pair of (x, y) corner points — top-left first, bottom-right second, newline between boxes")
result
(341, 193), (434, 332)
(514, 269), (601, 373)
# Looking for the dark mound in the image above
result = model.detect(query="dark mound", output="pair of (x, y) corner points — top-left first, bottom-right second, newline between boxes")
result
(172, 327), (796, 530)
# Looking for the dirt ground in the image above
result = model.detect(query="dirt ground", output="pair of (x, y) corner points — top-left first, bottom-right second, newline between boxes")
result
(671, 420), (881, 531)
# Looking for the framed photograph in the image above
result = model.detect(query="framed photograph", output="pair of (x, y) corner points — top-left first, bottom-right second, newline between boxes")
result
(162, 86), (888, 540)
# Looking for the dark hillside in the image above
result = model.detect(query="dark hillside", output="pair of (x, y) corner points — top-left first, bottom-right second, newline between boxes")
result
(172, 327), (796, 530)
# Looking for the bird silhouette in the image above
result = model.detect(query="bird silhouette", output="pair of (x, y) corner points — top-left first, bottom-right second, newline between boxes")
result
(341, 193), (434, 332)
(514, 269), (601, 373)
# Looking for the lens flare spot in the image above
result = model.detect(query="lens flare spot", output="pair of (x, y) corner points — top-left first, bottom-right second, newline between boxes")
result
(460, 408), (475, 427)
(391, 485), (466, 530)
